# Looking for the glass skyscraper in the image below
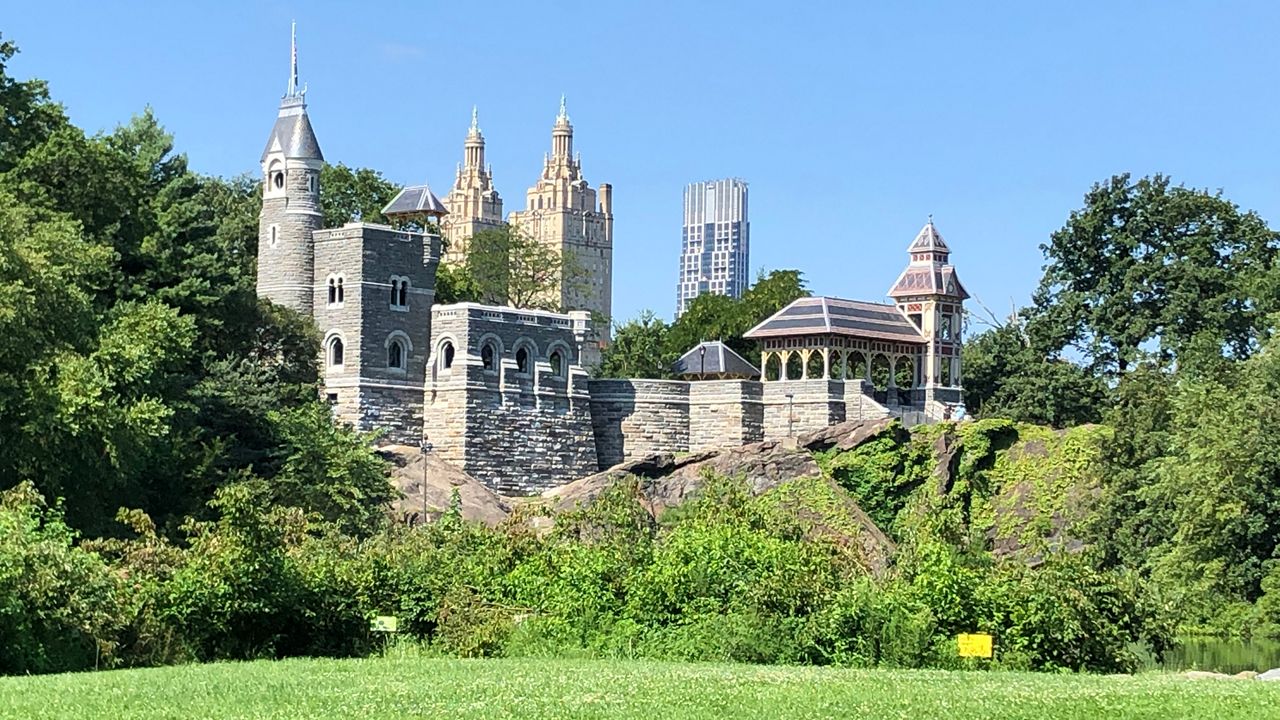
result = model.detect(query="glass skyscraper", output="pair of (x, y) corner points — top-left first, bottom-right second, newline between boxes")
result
(676, 178), (749, 317)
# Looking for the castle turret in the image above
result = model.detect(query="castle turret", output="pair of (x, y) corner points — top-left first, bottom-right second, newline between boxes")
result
(888, 217), (969, 406)
(256, 22), (325, 314)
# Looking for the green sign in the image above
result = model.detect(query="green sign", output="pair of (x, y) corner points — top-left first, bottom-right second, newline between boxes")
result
(371, 615), (399, 633)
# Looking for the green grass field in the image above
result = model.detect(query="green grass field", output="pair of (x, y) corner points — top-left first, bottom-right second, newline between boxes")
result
(1, 656), (1277, 719)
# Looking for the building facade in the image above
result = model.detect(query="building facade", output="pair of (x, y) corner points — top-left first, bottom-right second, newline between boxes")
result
(507, 98), (614, 335)
(439, 107), (504, 265)
(676, 178), (750, 317)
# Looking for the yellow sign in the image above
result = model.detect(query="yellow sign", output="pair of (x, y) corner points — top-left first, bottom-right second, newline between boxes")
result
(957, 633), (993, 658)
(371, 616), (399, 633)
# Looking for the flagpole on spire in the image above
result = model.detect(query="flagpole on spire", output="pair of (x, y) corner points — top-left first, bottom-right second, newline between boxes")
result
(470, 105), (479, 133)
(558, 94), (568, 122)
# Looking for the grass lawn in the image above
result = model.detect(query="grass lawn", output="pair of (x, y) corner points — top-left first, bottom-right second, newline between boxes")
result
(1, 656), (1277, 719)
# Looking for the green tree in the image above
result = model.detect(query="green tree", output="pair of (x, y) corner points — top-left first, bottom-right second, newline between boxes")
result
(433, 262), (482, 305)
(596, 311), (673, 378)
(0, 35), (68, 173)
(1032, 173), (1280, 376)
(962, 321), (1106, 427)
(664, 269), (809, 360)
(319, 163), (398, 227)
(465, 224), (587, 311)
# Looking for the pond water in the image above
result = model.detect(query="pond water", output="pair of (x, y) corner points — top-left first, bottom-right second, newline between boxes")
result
(1151, 638), (1280, 674)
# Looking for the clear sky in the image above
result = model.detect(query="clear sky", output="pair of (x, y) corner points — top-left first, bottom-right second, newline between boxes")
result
(5, 1), (1279, 325)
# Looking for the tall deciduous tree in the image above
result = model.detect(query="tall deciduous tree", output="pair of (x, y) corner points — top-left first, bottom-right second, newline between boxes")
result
(596, 311), (673, 379)
(962, 321), (1106, 427)
(465, 223), (587, 312)
(1032, 173), (1280, 375)
(319, 163), (399, 227)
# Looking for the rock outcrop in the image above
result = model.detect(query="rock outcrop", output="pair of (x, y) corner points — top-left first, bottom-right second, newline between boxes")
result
(379, 445), (511, 526)
(542, 419), (899, 574)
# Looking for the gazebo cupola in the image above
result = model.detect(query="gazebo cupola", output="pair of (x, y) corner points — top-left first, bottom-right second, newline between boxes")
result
(887, 217), (969, 402)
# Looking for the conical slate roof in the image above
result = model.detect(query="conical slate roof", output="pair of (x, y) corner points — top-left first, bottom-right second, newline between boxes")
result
(261, 97), (323, 162)
(383, 184), (450, 218)
(671, 341), (761, 379)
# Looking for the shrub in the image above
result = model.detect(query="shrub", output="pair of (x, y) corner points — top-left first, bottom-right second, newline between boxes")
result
(0, 482), (122, 674)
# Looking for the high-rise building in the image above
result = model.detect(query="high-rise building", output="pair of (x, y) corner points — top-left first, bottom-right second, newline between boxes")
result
(676, 178), (749, 317)
(508, 97), (614, 341)
(440, 107), (504, 265)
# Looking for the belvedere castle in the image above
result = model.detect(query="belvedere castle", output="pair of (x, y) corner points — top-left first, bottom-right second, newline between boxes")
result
(255, 32), (967, 495)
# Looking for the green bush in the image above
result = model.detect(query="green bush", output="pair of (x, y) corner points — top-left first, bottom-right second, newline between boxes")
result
(0, 483), (122, 674)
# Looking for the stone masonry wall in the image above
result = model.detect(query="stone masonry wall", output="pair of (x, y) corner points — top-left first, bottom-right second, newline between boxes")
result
(425, 304), (597, 494)
(762, 380), (848, 441)
(314, 223), (439, 445)
(587, 380), (690, 469)
(688, 381), (765, 453)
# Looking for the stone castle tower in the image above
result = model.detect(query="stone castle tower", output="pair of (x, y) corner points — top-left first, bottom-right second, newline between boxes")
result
(439, 108), (504, 265)
(256, 23), (324, 314)
(255, 26), (441, 442)
(508, 97), (614, 335)
(887, 218), (969, 407)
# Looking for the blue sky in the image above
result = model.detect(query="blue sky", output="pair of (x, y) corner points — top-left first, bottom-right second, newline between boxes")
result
(6, 1), (1279, 325)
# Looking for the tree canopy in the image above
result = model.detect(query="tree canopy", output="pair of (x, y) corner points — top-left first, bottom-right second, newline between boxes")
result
(597, 270), (809, 378)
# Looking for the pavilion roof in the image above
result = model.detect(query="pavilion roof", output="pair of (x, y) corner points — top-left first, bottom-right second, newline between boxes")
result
(744, 296), (926, 344)
(671, 341), (760, 379)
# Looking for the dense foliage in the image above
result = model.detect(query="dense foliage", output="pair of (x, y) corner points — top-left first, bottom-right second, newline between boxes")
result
(598, 269), (808, 378)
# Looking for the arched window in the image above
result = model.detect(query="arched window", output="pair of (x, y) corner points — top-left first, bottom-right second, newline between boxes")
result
(387, 339), (404, 369)
(336, 277), (344, 303)
(273, 171), (285, 189)
(481, 343), (496, 372)
(440, 341), (455, 370)
(516, 347), (530, 374)
(549, 350), (564, 378)
(329, 337), (344, 367)
(328, 278), (337, 305)
(390, 277), (409, 309)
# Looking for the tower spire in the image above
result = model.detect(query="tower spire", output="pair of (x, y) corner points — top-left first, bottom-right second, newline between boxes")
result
(286, 21), (304, 99)
(469, 105), (479, 135)
(558, 94), (569, 123)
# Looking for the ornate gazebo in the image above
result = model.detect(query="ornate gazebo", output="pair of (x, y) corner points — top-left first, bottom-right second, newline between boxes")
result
(744, 296), (926, 401)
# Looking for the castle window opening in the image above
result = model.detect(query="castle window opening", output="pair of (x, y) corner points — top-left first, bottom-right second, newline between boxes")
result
(328, 337), (344, 367)
(336, 278), (344, 303)
(269, 224), (278, 247)
(307, 174), (315, 192)
(481, 343), (496, 372)
(399, 280), (408, 307)
(441, 341), (455, 370)
(549, 350), (564, 378)
(273, 172), (284, 189)
(388, 339), (405, 369)
(516, 347), (530, 374)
